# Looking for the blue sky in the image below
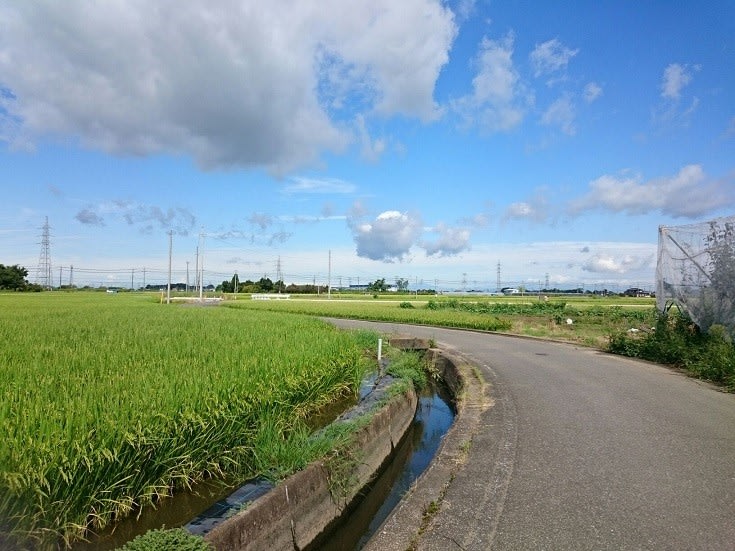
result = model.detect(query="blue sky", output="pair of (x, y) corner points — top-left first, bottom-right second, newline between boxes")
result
(1, 1), (733, 291)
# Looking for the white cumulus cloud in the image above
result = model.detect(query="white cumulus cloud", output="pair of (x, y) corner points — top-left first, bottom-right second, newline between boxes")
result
(568, 165), (735, 218)
(451, 32), (530, 133)
(284, 177), (356, 194)
(0, 1), (456, 172)
(583, 82), (603, 103)
(661, 63), (694, 100)
(348, 210), (423, 262)
(655, 63), (700, 129)
(503, 191), (552, 223)
(422, 223), (471, 257)
(581, 254), (653, 275)
(529, 38), (578, 78)
(506, 202), (535, 218)
(541, 95), (576, 135)
(75, 201), (196, 235)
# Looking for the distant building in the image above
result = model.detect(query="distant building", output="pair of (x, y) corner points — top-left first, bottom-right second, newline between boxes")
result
(623, 287), (650, 297)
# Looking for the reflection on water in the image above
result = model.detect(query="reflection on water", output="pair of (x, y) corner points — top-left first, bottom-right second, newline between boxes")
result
(72, 477), (233, 551)
(73, 377), (453, 551)
(308, 382), (455, 551)
(73, 391), (359, 550)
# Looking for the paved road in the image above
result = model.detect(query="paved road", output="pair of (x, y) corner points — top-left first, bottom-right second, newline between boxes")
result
(329, 320), (735, 550)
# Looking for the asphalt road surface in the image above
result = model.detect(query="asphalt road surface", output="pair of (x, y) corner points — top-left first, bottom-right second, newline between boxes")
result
(329, 320), (735, 550)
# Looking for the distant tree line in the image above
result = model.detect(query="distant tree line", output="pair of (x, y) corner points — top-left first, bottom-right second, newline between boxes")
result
(215, 275), (431, 295)
(218, 276), (287, 294)
(366, 277), (426, 293)
(0, 264), (42, 291)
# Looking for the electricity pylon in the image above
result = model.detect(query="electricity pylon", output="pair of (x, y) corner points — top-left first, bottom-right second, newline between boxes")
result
(36, 216), (52, 290)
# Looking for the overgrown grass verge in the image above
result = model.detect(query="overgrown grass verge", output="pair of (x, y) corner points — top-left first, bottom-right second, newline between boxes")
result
(384, 349), (429, 394)
(609, 311), (735, 390)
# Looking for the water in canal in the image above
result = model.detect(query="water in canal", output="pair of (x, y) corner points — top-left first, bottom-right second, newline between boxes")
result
(75, 377), (454, 550)
(308, 381), (455, 550)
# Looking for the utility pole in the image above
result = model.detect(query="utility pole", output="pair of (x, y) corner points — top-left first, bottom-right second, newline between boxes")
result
(69, 265), (74, 288)
(142, 267), (146, 290)
(328, 250), (331, 299)
(198, 231), (205, 300)
(131, 268), (135, 291)
(195, 246), (200, 292)
(186, 261), (190, 293)
(167, 230), (172, 304)
(59, 266), (63, 288)
(276, 256), (282, 293)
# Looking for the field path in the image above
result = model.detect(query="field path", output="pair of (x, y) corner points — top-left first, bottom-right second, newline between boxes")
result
(328, 320), (735, 550)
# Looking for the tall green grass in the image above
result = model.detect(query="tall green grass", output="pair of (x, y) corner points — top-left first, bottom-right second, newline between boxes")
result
(609, 311), (735, 389)
(0, 293), (374, 547)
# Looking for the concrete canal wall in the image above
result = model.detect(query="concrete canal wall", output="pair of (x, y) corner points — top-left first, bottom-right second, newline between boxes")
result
(203, 337), (464, 551)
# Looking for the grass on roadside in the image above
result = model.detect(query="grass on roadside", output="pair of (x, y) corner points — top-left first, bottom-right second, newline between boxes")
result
(609, 311), (735, 390)
(225, 295), (655, 348)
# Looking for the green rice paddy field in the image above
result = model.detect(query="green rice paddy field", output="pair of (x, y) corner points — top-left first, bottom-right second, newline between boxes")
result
(225, 292), (656, 348)
(0, 291), (654, 547)
(0, 293), (376, 548)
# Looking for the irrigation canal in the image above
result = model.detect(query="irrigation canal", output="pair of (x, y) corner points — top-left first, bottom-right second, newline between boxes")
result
(75, 373), (454, 550)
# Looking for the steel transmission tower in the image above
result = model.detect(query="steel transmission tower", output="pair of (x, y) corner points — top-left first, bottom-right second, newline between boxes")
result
(496, 261), (501, 292)
(276, 256), (283, 292)
(36, 216), (53, 290)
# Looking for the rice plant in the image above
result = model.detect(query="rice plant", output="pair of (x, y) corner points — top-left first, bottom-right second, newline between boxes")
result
(0, 293), (374, 547)
(225, 297), (512, 332)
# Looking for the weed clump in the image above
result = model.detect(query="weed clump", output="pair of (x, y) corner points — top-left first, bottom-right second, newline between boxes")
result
(117, 528), (212, 551)
(609, 312), (735, 389)
(386, 351), (428, 391)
